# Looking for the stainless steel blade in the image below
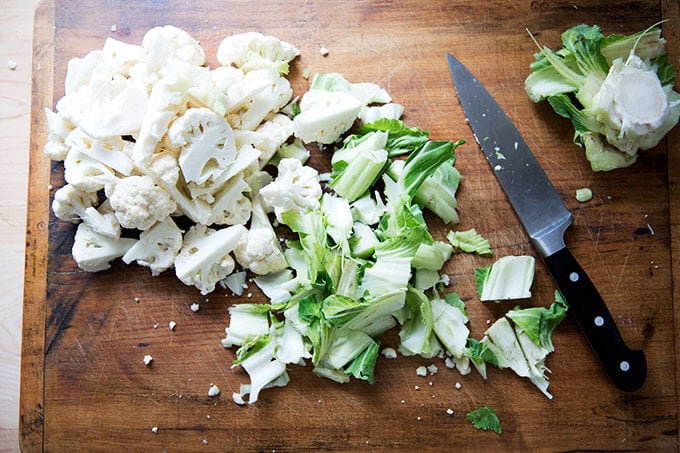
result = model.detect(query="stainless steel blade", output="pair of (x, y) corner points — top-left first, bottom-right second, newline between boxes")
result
(446, 53), (572, 257)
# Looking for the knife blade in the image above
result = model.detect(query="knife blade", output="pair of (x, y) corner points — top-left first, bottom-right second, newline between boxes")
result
(446, 53), (646, 392)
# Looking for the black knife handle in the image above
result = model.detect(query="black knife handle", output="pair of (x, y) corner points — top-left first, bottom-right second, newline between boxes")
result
(544, 247), (647, 392)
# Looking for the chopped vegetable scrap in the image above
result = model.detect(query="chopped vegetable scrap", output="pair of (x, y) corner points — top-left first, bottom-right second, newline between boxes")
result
(466, 406), (502, 434)
(525, 23), (680, 171)
(46, 26), (569, 408)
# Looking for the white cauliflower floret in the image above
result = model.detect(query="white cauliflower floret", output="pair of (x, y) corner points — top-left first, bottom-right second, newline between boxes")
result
(174, 224), (247, 295)
(225, 68), (293, 131)
(167, 107), (237, 185)
(52, 184), (120, 238)
(64, 148), (117, 193)
(293, 89), (362, 144)
(43, 108), (75, 161)
(72, 223), (137, 272)
(207, 176), (253, 226)
(234, 196), (287, 275)
(234, 113), (294, 168)
(260, 158), (322, 222)
(106, 175), (177, 230)
(65, 128), (135, 176)
(189, 66), (245, 116)
(122, 216), (183, 276)
(141, 25), (206, 70)
(101, 37), (146, 77)
(217, 32), (299, 75)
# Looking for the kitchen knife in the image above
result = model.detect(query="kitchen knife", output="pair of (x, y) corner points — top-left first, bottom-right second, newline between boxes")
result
(446, 53), (647, 392)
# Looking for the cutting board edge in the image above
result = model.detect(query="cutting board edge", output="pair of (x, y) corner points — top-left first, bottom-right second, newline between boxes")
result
(20, 0), (55, 451)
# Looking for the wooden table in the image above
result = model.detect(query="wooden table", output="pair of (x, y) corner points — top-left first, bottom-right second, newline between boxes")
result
(20, 0), (680, 451)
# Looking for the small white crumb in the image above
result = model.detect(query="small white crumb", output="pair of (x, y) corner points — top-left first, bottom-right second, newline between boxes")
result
(575, 188), (593, 203)
(302, 68), (311, 79)
(153, 323), (159, 329)
(110, 24), (117, 32)
(47, 184), (53, 191)
(134, 297), (140, 303)
(414, 385), (420, 390)
(319, 46), (329, 56)
(494, 164), (503, 171)
(232, 393), (246, 405)
(208, 384), (220, 397)
(381, 347), (397, 359)
(444, 357), (456, 369)
(247, 292), (253, 298)
(439, 274), (450, 286)
(428, 381), (433, 387)
(151, 426), (158, 434)
(202, 439), (208, 445)
(455, 382), (462, 390)
(446, 408), (455, 415)
(416, 416), (422, 421)
(427, 364), (438, 375)
(190, 303), (200, 312)
(169, 321), (177, 330)
(486, 319), (491, 325)
(206, 415), (211, 419)
(7, 60), (17, 70)
(143, 355), (153, 366)
(416, 366), (428, 377)
(400, 399), (405, 404)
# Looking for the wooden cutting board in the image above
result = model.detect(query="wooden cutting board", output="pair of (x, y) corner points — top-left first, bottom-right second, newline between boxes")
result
(21, 0), (680, 450)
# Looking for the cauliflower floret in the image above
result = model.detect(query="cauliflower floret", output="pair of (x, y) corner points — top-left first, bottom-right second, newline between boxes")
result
(65, 128), (135, 176)
(52, 184), (120, 238)
(141, 25), (206, 67)
(174, 224), (247, 295)
(260, 158), (322, 222)
(234, 113), (294, 168)
(167, 107), (237, 185)
(64, 148), (118, 193)
(225, 68), (293, 131)
(234, 196), (287, 275)
(207, 176), (253, 226)
(43, 108), (75, 161)
(122, 216), (183, 276)
(292, 89), (362, 144)
(189, 66), (245, 116)
(72, 223), (137, 272)
(106, 175), (177, 230)
(217, 32), (299, 75)
(101, 37), (146, 77)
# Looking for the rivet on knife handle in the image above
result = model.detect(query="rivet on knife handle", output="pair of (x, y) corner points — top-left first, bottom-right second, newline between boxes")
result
(544, 247), (647, 391)
(446, 52), (647, 391)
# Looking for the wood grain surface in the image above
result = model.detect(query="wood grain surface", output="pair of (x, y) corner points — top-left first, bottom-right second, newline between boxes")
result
(21, 0), (680, 451)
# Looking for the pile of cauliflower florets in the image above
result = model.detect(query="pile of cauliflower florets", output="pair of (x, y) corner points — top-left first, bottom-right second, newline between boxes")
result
(45, 26), (396, 295)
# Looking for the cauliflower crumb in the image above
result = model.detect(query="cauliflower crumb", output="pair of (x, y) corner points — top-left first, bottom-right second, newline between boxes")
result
(319, 46), (329, 56)
(576, 187), (593, 202)
(444, 357), (455, 369)
(143, 354), (153, 366)
(202, 439), (208, 445)
(151, 426), (158, 434)
(446, 408), (455, 416)
(7, 60), (17, 70)
(414, 385), (420, 390)
(190, 303), (200, 312)
(169, 321), (177, 330)
(110, 24), (117, 32)
(427, 364), (438, 375)
(232, 392), (246, 405)
(416, 366), (428, 377)
(381, 347), (397, 359)
(455, 382), (462, 390)
(208, 384), (220, 397)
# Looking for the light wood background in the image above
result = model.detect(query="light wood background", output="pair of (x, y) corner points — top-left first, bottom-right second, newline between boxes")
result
(0, 1), (40, 452)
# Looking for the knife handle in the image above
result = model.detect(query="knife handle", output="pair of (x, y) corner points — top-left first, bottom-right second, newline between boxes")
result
(544, 247), (647, 392)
